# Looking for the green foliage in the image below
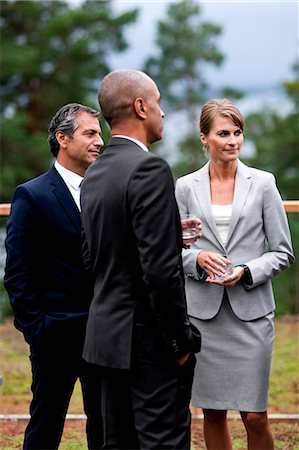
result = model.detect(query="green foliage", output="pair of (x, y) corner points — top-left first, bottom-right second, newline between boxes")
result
(220, 87), (244, 100)
(143, 0), (225, 177)
(0, 281), (11, 323)
(0, 112), (51, 200)
(283, 61), (299, 108)
(270, 316), (299, 413)
(144, 0), (223, 110)
(244, 63), (299, 200)
(273, 214), (299, 315)
(242, 65), (299, 315)
(172, 133), (208, 179)
(0, 0), (138, 201)
(245, 109), (299, 200)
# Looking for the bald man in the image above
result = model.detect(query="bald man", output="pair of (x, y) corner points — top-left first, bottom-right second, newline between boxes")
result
(80, 70), (201, 449)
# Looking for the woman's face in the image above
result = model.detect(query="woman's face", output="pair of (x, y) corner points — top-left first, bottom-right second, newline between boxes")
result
(200, 115), (243, 163)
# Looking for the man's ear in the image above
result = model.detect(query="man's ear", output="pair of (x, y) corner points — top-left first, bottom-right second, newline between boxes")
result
(55, 131), (70, 149)
(133, 97), (147, 120)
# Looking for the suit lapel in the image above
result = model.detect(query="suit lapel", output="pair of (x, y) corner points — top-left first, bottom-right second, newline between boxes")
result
(48, 166), (81, 232)
(192, 162), (226, 250)
(226, 159), (252, 245)
(192, 160), (252, 250)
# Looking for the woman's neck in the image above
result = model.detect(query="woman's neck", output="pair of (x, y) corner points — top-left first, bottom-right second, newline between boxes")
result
(209, 160), (237, 205)
(209, 160), (237, 182)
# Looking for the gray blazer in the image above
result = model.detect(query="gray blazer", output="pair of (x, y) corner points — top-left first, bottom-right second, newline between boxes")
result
(175, 159), (295, 321)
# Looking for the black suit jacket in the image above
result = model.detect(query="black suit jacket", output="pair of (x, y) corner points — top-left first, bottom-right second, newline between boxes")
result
(81, 137), (200, 369)
(4, 166), (93, 351)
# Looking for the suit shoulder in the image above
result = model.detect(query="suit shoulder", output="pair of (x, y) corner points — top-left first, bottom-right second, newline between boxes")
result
(247, 166), (275, 183)
(118, 146), (170, 173)
(17, 170), (51, 192)
(176, 168), (202, 186)
(134, 151), (172, 176)
(12, 170), (55, 206)
(124, 152), (174, 194)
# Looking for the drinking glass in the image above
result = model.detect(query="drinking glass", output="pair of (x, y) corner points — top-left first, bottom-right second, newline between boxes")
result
(181, 214), (200, 246)
(215, 262), (233, 281)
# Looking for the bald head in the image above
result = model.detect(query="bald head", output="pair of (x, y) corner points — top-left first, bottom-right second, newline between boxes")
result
(98, 70), (158, 127)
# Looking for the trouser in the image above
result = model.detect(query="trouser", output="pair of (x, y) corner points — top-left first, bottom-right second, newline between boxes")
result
(101, 353), (196, 449)
(23, 344), (103, 450)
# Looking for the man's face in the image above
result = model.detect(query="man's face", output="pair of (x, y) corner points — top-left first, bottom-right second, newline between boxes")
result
(57, 111), (103, 176)
(145, 84), (165, 146)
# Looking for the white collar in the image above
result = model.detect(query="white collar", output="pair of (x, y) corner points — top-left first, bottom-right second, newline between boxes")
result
(54, 160), (84, 190)
(112, 135), (149, 152)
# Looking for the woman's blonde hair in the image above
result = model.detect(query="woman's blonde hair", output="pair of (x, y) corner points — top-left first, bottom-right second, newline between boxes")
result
(199, 99), (244, 136)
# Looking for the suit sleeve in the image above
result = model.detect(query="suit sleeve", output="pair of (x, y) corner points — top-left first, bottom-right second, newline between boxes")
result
(128, 156), (200, 359)
(243, 174), (295, 289)
(4, 186), (44, 345)
(175, 177), (205, 281)
(81, 226), (91, 272)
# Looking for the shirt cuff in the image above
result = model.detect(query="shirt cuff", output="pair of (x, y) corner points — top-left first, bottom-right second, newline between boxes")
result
(237, 264), (253, 286)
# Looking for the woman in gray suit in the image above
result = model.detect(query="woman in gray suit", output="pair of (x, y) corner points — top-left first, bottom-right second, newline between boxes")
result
(175, 99), (294, 450)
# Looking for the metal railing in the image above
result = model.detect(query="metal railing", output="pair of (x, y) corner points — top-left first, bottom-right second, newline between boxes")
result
(1, 201), (299, 216)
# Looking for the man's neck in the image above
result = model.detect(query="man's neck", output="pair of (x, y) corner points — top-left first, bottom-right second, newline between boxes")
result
(111, 135), (149, 152)
(56, 156), (86, 177)
(111, 124), (148, 148)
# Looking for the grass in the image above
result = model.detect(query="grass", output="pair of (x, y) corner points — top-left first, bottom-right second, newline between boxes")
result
(269, 316), (299, 413)
(0, 316), (298, 449)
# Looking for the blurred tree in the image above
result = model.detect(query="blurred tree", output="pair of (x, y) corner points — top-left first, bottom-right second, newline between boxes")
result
(243, 63), (299, 314)
(245, 63), (299, 200)
(284, 61), (299, 107)
(144, 0), (223, 109)
(143, 0), (243, 177)
(0, 0), (138, 201)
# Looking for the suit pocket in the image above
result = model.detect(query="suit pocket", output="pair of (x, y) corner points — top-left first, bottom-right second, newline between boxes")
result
(190, 322), (201, 353)
(133, 322), (171, 364)
(25, 317), (44, 351)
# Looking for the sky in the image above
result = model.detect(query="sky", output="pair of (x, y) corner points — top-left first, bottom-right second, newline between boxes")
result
(104, 0), (299, 158)
(107, 0), (299, 92)
(67, 0), (299, 159)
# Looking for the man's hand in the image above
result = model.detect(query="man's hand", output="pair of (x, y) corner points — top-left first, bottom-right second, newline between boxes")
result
(177, 353), (190, 365)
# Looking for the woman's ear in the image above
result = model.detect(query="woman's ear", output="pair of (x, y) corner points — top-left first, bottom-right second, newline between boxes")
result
(133, 97), (147, 119)
(199, 132), (207, 145)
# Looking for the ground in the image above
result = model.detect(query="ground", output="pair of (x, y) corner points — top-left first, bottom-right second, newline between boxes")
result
(0, 316), (298, 449)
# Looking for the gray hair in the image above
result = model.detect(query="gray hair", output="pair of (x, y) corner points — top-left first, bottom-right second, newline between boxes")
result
(48, 103), (100, 156)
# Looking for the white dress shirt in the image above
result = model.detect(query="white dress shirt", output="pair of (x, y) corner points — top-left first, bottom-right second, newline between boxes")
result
(211, 204), (232, 246)
(54, 160), (83, 211)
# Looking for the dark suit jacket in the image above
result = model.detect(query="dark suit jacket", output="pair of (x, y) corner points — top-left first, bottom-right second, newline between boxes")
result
(80, 137), (200, 369)
(4, 166), (93, 351)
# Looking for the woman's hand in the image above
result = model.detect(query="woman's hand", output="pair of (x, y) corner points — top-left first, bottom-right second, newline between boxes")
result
(197, 251), (231, 279)
(206, 266), (245, 287)
(182, 217), (202, 248)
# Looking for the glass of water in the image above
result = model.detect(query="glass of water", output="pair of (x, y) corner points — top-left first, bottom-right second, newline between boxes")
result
(215, 261), (233, 281)
(181, 214), (200, 246)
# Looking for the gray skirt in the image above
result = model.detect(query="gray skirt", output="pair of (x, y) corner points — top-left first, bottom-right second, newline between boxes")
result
(190, 292), (274, 412)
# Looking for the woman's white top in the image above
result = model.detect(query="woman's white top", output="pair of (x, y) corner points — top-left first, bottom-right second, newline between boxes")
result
(211, 204), (232, 246)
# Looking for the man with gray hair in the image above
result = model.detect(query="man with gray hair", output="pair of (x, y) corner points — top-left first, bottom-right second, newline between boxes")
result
(81, 70), (201, 449)
(4, 103), (104, 449)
